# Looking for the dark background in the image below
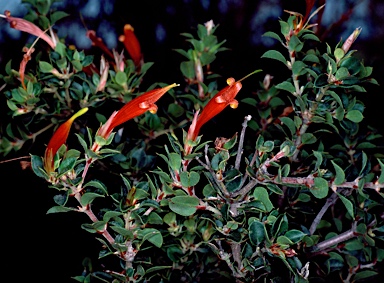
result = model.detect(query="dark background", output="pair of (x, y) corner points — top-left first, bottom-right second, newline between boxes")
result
(1, 0), (384, 282)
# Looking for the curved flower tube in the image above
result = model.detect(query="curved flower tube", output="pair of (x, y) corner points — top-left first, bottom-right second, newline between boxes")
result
(19, 47), (33, 90)
(44, 108), (89, 173)
(341, 27), (362, 54)
(119, 24), (142, 67)
(194, 77), (242, 140)
(183, 78), (241, 156)
(93, 83), (179, 151)
(86, 30), (114, 60)
(1, 10), (56, 49)
(184, 70), (261, 156)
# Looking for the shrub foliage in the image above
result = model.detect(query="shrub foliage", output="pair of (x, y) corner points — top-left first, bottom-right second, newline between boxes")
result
(1, 1), (383, 282)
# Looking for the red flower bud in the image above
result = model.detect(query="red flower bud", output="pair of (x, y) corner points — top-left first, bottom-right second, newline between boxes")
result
(119, 24), (142, 67)
(44, 108), (88, 173)
(2, 10), (56, 49)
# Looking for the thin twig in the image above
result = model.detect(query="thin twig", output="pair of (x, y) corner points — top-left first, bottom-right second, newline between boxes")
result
(310, 221), (357, 252)
(0, 155), (30, 163)
(235, 115), (251, 170)
(231, 179), (258, 199)
(309, 192), (339, 235)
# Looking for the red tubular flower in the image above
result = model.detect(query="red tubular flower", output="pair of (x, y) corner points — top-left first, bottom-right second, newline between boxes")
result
(303, 0), (316, 24)
(86, 30), (114, 60)
(96, 55), (110, 92)
(19, 47), (34, 89)
(184, 70), (261, 156)
(95, 83), (179, 144)
(119, 24), (142, 67)
(341, 27), (362, 54)
(44, 108), (88, 173)
(2, 10), (56, 49)
(188, 77), (242, 143)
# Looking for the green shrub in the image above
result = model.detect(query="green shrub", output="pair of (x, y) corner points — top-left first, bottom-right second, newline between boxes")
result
(1, 1), (383, 282)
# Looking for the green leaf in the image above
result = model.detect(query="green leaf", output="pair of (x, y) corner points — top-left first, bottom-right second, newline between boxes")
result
(331, 161), (345, 185)
(288, 35), (303, 52)
(180, 61), (195, 79)
(311, 177), (329, 199)
(163, 212), (176, 225)
(84, 180), (108, 194)
(353, 271), (378, 282)
(115, 71), (127, 86)
(39, 61), (54, 73)
(298, 193), (311, 202)
(50, 11), (69, 24)
(301, 133), (317, 145)
(261, 50), (287, 66)
(335, 67), (349, 80)
(262, 31), (282, 43)
(345, 110), (363, 123)
(53, 194), (67, 206)
(377, 159), (384, 184)
(168, 196), (199, 216)
(179, 171), (200, 187)
(103, 211), (123, 222)
(139, 228), (163, 248)
(47, 206), (75, 214)
(72, 60), (83, 72)
(253, 187), (274, 212)
(110, 225), (134, 239)
(7, 100), (18, 111)
(356, 223), (367, 234)
(76, 133), (88, 151)
(81, 192), (105, 206)
(241, 97), (257, 106)
(303, 54), (320, 63)
(249, 220), (266, 246)
(169, 152), (181, 171)
(168, 103), (184, 118)
(276, 235), (293, 245)
(30, 154), (47, 179)
(81, 221), (107, 233)
(302, 33), (320, 41)
(314, 73), (329, 87)
(327, 90), (343, 107)
(134, 188), (149, 200)
(223, 134), (238, 150)
(284, 229), (306, 244)
(203, 184), (216, 197)
(359, 151), (368, 176)
(292, 61), (306, 76)
(344, 239), (364, 251)
(337, 193), (354, 219)
(275, 81), (295, 94)
(334, 48), (345, 62)
(279, 20), (289, 36)
(279, 117), (296, 136)
(266, 183), (284, 195)
(147, 212), (163, 225)
(313, 150), (323, 171)
(340, 56), (362, 75)
(174, 48), (191, 59)
(146, 266), (173, 274)
(356, 142), (376, 149)
(200, 52), (216, 66)
(57, 157), (77, 176)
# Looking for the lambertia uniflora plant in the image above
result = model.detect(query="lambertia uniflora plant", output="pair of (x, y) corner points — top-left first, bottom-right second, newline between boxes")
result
(1, 0), (384, 282)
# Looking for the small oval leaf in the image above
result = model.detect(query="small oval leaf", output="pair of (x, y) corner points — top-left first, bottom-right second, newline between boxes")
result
(169, 196), (199, 216)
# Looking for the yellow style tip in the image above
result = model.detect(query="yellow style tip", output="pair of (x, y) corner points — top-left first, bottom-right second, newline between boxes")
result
(69, 107), (88, 122)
